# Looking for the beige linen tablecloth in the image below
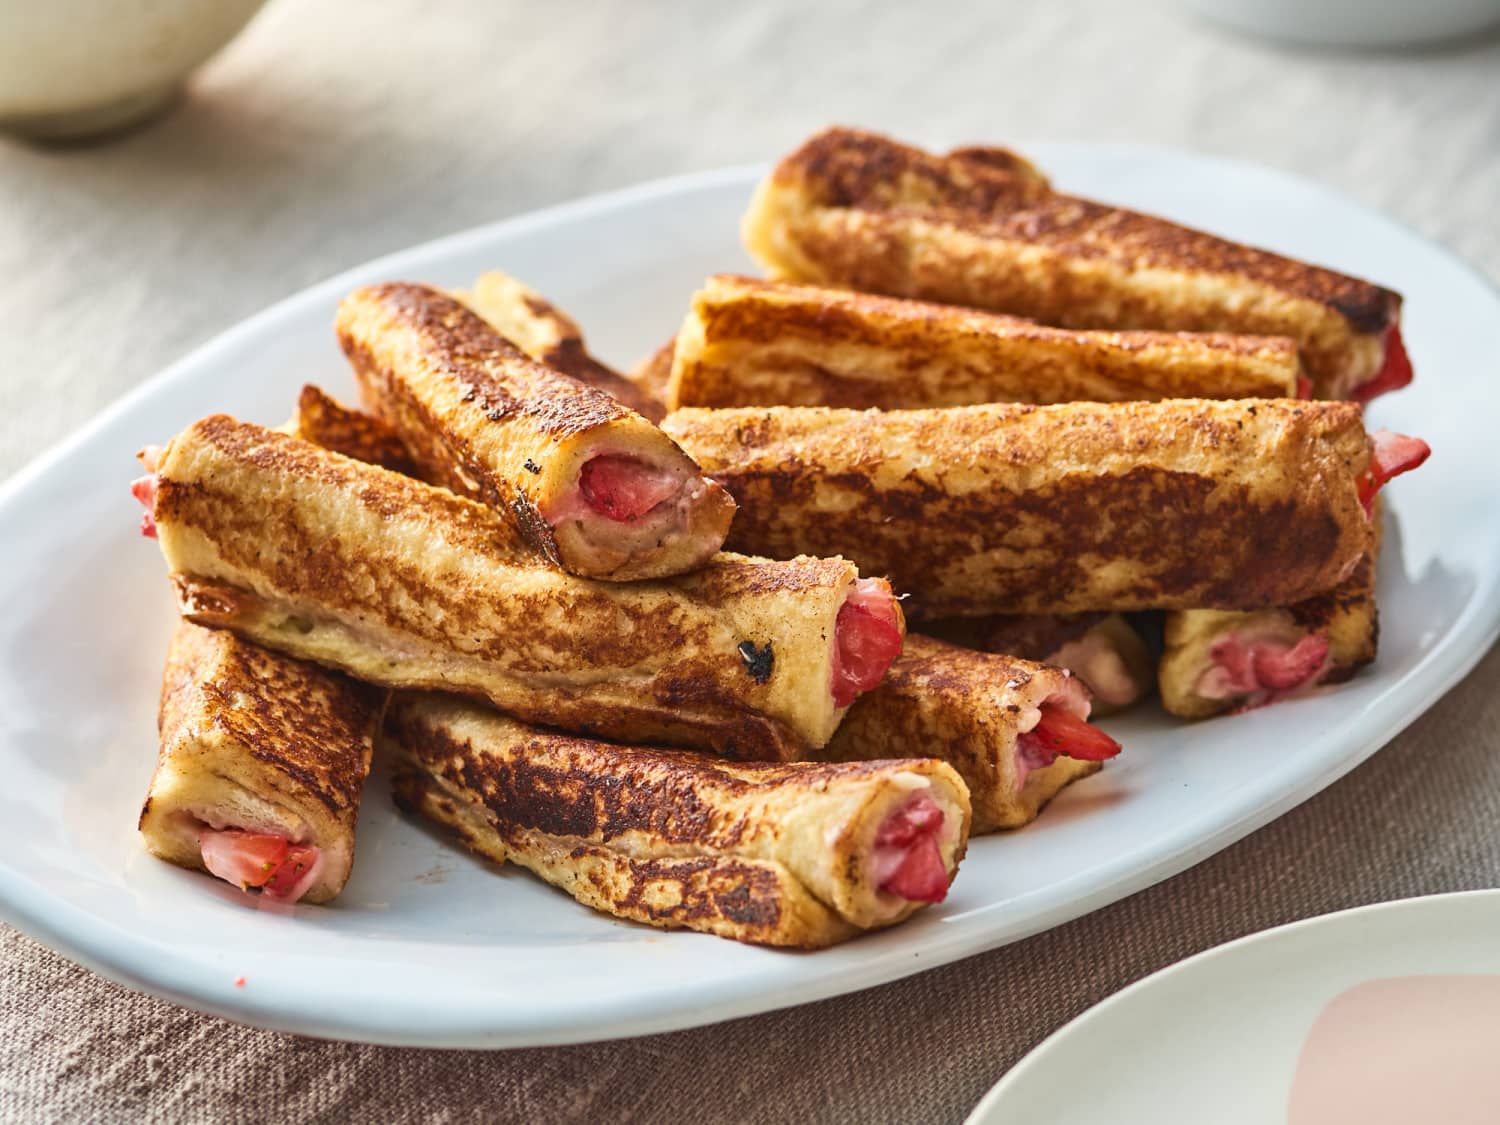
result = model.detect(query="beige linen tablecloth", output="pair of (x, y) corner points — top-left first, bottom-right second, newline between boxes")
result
(2, 1), (1497, 1120)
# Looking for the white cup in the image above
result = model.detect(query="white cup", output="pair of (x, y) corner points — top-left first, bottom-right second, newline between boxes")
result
(0, 0), (268, 141)
(1186, 0), (1500, 47)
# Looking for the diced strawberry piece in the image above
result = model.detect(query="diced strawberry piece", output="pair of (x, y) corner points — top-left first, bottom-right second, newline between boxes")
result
(873, 794), (949, 902)
(130, 474), (158, 538)
(198, 830), (289, 890)
(1022, 704), (1122, 763)
(1352, 326), (1414, 405)
(1356, 429), (1431, 515)
(577, 455), (680, 522)
(830, 581), (903, 707)
(1296, 375), (1313, 400)
(879, 834), (949, 903)
(874, 793), (946, 847)
(262, 845), (321, 901)
(1251, 633), (1331, 691)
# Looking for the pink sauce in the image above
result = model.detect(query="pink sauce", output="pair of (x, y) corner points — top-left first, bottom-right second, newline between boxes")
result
(830, 577), (903, 708)
(871, 794), (949, 903)
(1289, 975), (1500, 1124)
(197, 828), (321, 903)
(576, 454), (680, 522)
(1350, 325), (1414, 405)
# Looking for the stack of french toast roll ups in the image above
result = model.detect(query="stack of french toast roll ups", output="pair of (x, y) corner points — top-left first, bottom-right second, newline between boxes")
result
(131, 128), (1430, 948)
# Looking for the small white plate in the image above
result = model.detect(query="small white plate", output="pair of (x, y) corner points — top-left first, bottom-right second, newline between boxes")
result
(966, 890), (1500, 1124)
(1, 145), (1497, 1048)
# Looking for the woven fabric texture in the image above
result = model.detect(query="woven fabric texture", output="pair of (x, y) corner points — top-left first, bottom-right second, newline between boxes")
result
(2, 1), (1497, 1120)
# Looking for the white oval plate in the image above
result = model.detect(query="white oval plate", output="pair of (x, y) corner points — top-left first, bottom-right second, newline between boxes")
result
(1, 146), (1497, 1049)
(965, 890), (1500, 1124)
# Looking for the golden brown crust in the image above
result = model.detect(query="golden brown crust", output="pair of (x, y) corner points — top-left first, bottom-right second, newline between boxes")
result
(140, 621), (382, 903)
(455, 271), (666, 422)
(776, 126), (1049, 212)
(631, 339), (678, 407)
(383, 693), (970, 947)
(918, 612), (1154, 716)
(745, 127), (1400, 398)
(822, 635), (1097, 833)
(922, 612), (1109, 658)
(663, 400), (1375, 617)
(336, 282), (734, 580)
(157, 622), (379, 818)
(153, 417), (869, 759)
(288, 385), (418, 474)
(667, 274), (1301, 409)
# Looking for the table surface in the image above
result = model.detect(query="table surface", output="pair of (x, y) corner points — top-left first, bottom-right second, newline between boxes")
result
(3, 1), (1498, 1120)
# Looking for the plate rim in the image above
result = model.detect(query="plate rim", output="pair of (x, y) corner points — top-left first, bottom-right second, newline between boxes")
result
(3, 145), (1499, 1048)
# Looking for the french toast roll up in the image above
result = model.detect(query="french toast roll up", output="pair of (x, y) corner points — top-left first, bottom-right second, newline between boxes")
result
(138, 621), (383, 904)
(335, 282), (733, 581)
(284, 384), (418, 474)
(631, 338), (679, 410)
(822, 636), (1116, 834)
(664, 400), (1423, 618)
(744, 127), (1411, 402)
(453, 270), (665, 421)
(666, 275), (1303, 410)
(922, 613), (1155, 717)
(383, 693), (971, 948)
(141, 417), (903, 760)
(1160, 505), (1383, 718)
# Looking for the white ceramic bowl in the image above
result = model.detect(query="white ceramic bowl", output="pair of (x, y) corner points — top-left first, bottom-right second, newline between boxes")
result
(0, 0), (267, 141)
(1187, 0), (1500, 48)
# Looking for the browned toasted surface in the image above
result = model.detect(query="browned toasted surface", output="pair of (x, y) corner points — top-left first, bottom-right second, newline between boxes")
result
(769, 128), (1397, 328)
(457, 272), (666, 421)
(921, 613), (1109, 659)
(823, 634), (1095, 833)
(337, 282), (733, 580)
(336, 283), (623, 559)
(664, 400), (1374, 616)
(631, 338), (678, 405)
(157, 622), (382, 819)
(392, 760), (843, 946)
(669, 274), (1300, 409)
(384, 693), (969, 945)
(153, 417), (857, 758)
(343, 281), (631, 437)
(747, 127), (1400, 396)
(290, 385), (418, 474)
(783, 126), (1049, 212)
(390, 696), (930, 846)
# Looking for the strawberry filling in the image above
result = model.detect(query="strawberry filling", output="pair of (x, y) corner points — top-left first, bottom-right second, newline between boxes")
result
(831, 577), (903, 707)
(1351, 326), (1414, 405)
(1016, 704), (1122, 773)
(130, 474), (158, 538)
(872, 793), (949, 903)
(131, 445), (164, 539)
(1296, 375), (1313, 400)
(1356, 429), (1431, 516)
(1198, 630), (1331, 704)
(197, 828), (321, 903)
(577, 454), (681, 522)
